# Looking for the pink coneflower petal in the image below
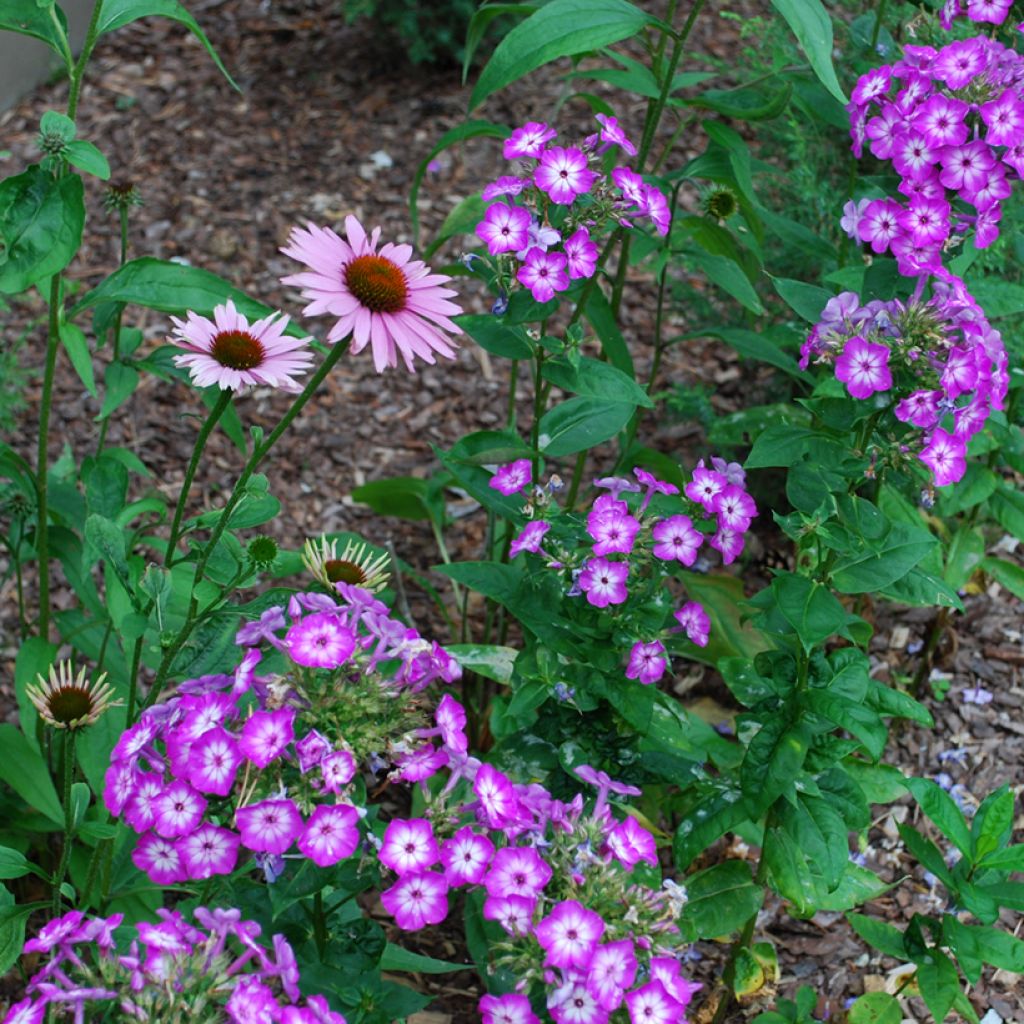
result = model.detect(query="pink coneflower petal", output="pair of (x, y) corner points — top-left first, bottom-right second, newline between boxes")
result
(281, 216), (462, 373)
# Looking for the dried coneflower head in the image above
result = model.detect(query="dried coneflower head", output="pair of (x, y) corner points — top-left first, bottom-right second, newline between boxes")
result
(302, 535), (391, 594)
(26, 662), (120, 731)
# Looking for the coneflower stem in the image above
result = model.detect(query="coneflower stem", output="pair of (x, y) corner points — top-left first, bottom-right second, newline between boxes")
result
(52, 730), (77, 914)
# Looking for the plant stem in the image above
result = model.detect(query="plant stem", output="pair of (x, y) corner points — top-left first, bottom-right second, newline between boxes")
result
(164, 389), (233, 566)
(506, 358), (520, 430)
(870, 0), (888, 51)
(52, 730), (77, 914)
(66, 0), (106, 121)
(95, 206), (132, 454)
(312, 891), (327, 960)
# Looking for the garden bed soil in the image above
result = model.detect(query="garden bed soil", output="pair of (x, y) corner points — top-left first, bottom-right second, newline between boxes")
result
(0, 0), (1022, 1020)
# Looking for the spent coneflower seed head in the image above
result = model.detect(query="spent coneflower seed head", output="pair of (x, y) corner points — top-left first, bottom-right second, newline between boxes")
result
(248, 536), (279, 571)
(27, 662), (121, 731)
(302, 535), (391, 593)
(703, 186), (739, 221)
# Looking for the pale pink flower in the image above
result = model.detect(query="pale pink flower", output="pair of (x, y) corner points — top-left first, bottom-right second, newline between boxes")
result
(440, 827), (494, 886)
(321, 750), (357, 792)
(482, 893), (535, 935)
(587, 940), (637, 1011)
(504, 122), (556, 160)
(236, 798), (304, 855)
(480, 993), (540, 1024)
(286, 613), (356, 669)
(564, 227), (598, 279)
(381, 870), (449, 931)
(625, 641), (667, 686)
(170, 300), (313, 392)
(490, 459), (532, 496)
(238, 706), (295, 768)
(178, 823), (240, 879)
(534, 147), (597, 204)
(517, 247), (570, 303)
(607, 816), (657, 869)
(578, 557), (629, 608)
(534, 900), (605, 969)
(297, 804), (360, 867)
(625, 980), (684, 1024)
(379, 818), (440, 875)
(484, 846), (552, 899)
(651, 515), (701, 565)
(281, 217), (462, 372)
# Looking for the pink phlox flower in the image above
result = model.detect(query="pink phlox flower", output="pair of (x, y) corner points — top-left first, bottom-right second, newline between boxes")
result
(170, 300), (314, 393)
(891, 128), (939, 180)
(674, 601), (711, 647)
(490, 458), (532, 496)
(587, 508), (641, 556)
(481, 176), (529, 201)
(651, 514), (702, 565)
(931, 39), (987, 89)
(912, 94), (969, 149)
(238, 706), (296, 769)
(440, 826), (495, 886)
(23, 911), (84, 954)
(594, 476), (641, 500)
(967, 0), (1013, 21)
(964, 165), (1011, 211)
(484, 846), (552, 899)
(111, 719), (159, 764)
(504, 121), (557, 160)
(578, 557), (629, 608)
(152, 781), (207, 839)
(482, 893), (536, 935)
(188, 728), (243, 797)
(649, 957), (701, 1010)
(864, 104), (901, 161)
(236, 799), (304, 855)
(480, 992), (541, 1024)
(594, 114), (637, 156)
(954, 398), (989, 439)
(974, 204), (1003, 248)
(534, 146), (598, 204)
(535, 900), (605, 970)
(592, 494), (628, 517)
(231, 647), (262, 697)
(564, 227), (599, 280)
(321, 750), (357, 792)
(286, 612), (356, 669)
(394, 744), (448, 783)
(436, 694), (468, 753)
(236, 606), (287, 647)
(940, 140), (997, 194)
(178, 823), (240, 880)
(607, 816), (657, 869)
(858, 198), (903, 254)
(980, 88), (1024, 147)
(711, 456), (746, 486)
(575, 764), (642, 799)
(379, 818), (440, 875)
(517, 247), (570, 303)
(834, 336), (893, 399)
(899, 197), (950, 246)
(476, 202), (531, 256)
(710, 524), (745, 565)
(895, 389), (941, 428)
(3, 1000), (46, 1024)
(612, 166), (645, 206)
(124, 772), (165, 833)
(179, 692), (238, 743)
(474, 763), (523, 828)
(839, 198), (872, 240)
(712, 484), (758, 532)
(280, 217), (462, 373)
(514, 219), (562, 261)
(548, 978), (608, 1024)
(297, 804), (360, 867)
(132, 832), (186, 884)
(226, 977), (280, 1024)
(941, 345), (980, 398)
(293, 730), (332, 775)
(510, 520), (551, 557)
(381, 870), (449, 931)
(639, 184), (671, 235)
(851, 66), (892, 107)
(625, 641), (667, 686)
(587, 940), (637, 1012)
(625, 979), (684, 1024)
(920, 429), (967, 486)
(685, 463), (727, 512)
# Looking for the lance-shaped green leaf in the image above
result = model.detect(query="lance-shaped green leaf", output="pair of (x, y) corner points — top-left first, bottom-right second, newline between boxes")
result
(770, 0), (847, 105)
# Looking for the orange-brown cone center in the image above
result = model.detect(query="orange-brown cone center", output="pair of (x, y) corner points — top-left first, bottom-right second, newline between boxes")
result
(47, 686), (94, 725)
(211, 330), (265, 370)
(325, 559), (367, 585)
(344, 254), (408, 314)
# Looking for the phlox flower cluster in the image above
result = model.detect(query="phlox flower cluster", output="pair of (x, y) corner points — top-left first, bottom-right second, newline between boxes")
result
(491, 460), (757, 683)
(938, 0), (1015, 28)
(372, 755), (697, 1024)
(800, 279), (1007, 486)
(473, 116), (671, 307)
(4, 907), (344, 1024)
(104, 585), (460, 884)
(846, 36), (1024, 266)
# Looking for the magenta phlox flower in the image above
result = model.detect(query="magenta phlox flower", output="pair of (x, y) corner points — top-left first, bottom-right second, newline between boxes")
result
(594, 114), (637, 156)
(476, 202), (531, 256)
(231, 647), (263, 698)
(485, 845), (552, 899)
(474, 763), (523, 828)
(534, 900), (605, 970)
(941, 346), (980, 398)
(320, 750), (357, 793)
(674, 602), (710, 647)
(295, 729), (332, 774)
(482, 893), (536, 935)
(587, 940), (638, 1012)
(481, 176), (529, 201)
(549, 979), (608, 1024)
(710, 526), (744, 563)
(712, 484), (757, 532)
(534, 147), (597, 204)
(435, 694), (468, 754)
(236, 799), (304, 855)
(124, 772), (165, 833)
(188, 728), (243, 796)
(179, 692), (238, 742)
(954, 398), (989, 439)
(650, 958), (701, 1010)
(625, 980), (684, 1024)
(932, 38), (987, 89)
(639, 184), (671, 236)
(858, 198), (903, 254)
(517, 247), (570, 303)
(564, 227), (599, 280)
(851, 66), (892, 107)
(575, 765), (642, 802)
(480, 992), (541, 1024)
(587, 508), (641, 556)
(238, 706), (295, 769)
(297, 804), (360, 867)
(865, 104), (900, 160)
(940, 140), (996, 194)
(967, 0), (1012, 21)
(440, 826), (495, 886)
(394, 744), (448, 783)
(965, 163), (1011, 211)
(607, 816), (657, 869)
(236, 606), (287, 647)
(490, 458), (532, 496)
(381, 870), (449, 931)
(895, 390), (941, 428)
(834, 336), (893, 399)
(980, 89), (1024, 147)
(510, 520), (551, 557)
(3, 1000), (46, 1024)
(23, 912), (84, 954)
(651, 514), (702, 565)
(379, 818), (440, 875)
(899, 197), (950, 246)
(179, 823), (240, 880)
(515, 219), (562, 261)
(625, 641), (667, 686)
(578, 558), (629, 608)
(286, 613), (356, 669)
(152, 781), (207, 839)
(505, 122), (557, 160)
(685, 463), (727, 512)
(132, 832), (186, 884)
(111, 718), (158, 764)
(920, 429), (967, 486)
(170, 300), (314, 393)
(912, 95), (969, 149)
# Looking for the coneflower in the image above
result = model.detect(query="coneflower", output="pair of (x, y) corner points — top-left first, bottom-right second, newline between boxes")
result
(26, 662), (120, 731)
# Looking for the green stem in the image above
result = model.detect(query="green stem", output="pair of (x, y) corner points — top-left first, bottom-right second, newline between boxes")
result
(37, 276), (63, 640)
(48, 4), (75, 74)
(564, 450), (588, 510)
(96, 207), (131, 454)
(506, 358), (520, 431)
(312, 891), (327, 960)
(52, 730), (77, 914)
(530, 348), (546, 476)
(165, 389), (233, 566)
(870, 0), (888, 51)
(66, 0), (107, 121)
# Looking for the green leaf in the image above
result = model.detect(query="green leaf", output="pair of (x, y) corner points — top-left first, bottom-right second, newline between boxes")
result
(906, 777), (972, 859)
(915, 947), (959, 1024)
(763, 824), (819, 914)
(805, 691), (887, 760)
(0, 0), (69, 56)
(542, 356), (652, 408)
(770, 276), (832, 322)
(769, 0), (847, 104)
(971, 786), (1014, 863)
(65, 140), (111, 180)
(0, 166), (84, 294)
(748, 573), (865, 652)
(463, 3), (536, 83)
(678, 861), (763, 941)
(424, 194), (486, 260)
(898, 824), (956, 890)
(585, 286), (634, 376)
(84, 513), (136, 598)
(848, 913), (907, 959)
(97, 0), (237, 88)
(446, 644), (517, 685)
(848, 992), (902, 1024)
(537, 396), (634, 456)
(378, 942), (467, 974)
(59, 323), (97, 398)
(978, 846), (1024, 872)
(0, 846), (46, 880)
(880, 567), (964, 611)
(982, 556), (1024, 602)
(351, 477), (438, 522)
(815, 864), (891, 911)
(831, 524), (936, 595)
(692, 80), (792, 121)
(700, 326), (805, 379)
(456, 314), (533, 359)
(690, 251), (763, 314)
(741, 717), (812, 814)
(469, 0), (654, 109)
(944, 527), (984, 591)
(40, 110), (75, 141)
(0, 723), (64, 825)
(745, 424), (814, 468)
(673, 785), (749, 869)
